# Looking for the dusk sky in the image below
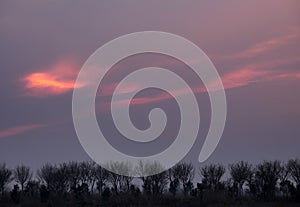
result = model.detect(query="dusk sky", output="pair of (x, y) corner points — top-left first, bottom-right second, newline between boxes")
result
(0, 1), (300, 171)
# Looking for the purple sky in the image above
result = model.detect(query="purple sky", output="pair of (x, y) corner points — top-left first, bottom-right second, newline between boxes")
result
(0, 1), (300, 171)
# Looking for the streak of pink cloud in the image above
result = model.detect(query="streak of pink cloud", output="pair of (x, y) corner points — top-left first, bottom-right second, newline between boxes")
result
(0, 124), (46, 139)
(98, 83), (142, 97)
(219, 68), (270, 89)
(224, 29), (300, 59)
(96, 61), (300, 112)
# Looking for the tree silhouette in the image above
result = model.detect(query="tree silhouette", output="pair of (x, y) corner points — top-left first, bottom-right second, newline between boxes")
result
(287, 159), (300, 200)
(167, 166), (180, 196)
(13, 165), (32, 191)
(1, 160), (300, 206)
(149, 171), (168, 195)
(0, 163), (12, 195)
(79, 161), (92, 186)
(106, 161), (133, 194)
(67, 161), (80, 193)
(94, 164), (109, 195)
(254, 160), (284, 200)
(177, 162), (195, 195)
(37, 163), (55, 191)
(200, 164), (225, 191)
(38, 163), (69, 195)
(136, 161), (168, 195)
(53, 163), (69, 194)
(287, 159), (300, 187)
(229, 161), (253, 196)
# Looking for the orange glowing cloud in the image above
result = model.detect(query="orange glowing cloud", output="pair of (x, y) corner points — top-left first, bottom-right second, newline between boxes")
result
(22, 60), (85, 96)
(0, 124), (45, 139)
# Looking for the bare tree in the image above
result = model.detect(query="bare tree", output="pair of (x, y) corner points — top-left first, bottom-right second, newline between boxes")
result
(135, 160), (152, 194)
(106, 161), (133, 194)
(177, 162), (194, 195)
(254, 160), (284, 199)
(77, 161), (97, 194)
(53, 163), (69, 194)
(79, 161), (92, 185)
(88, 162), (98, 194)
(94, 164), (109, 195)
(13, 165), (32, 191)
(37, 163), (56, 191)
(136, 161), (168, 195)
(200, 164), (225, 191)
(0, 163), (12, 195)
(229, 161), (253, 196)
(67, 161), (80, 192)
(38, 163), (69, 194)
(167, 165), (180, 196)
(277, 161), (293, 198)
(287, 159), (300, 187)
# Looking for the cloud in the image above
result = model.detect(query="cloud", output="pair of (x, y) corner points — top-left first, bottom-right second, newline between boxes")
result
(96, 58), (300, 112)
(21, 59), (86, 96)
(209, 56), (300, 90)
(224, 28), (300, 59)
(219, 68), (270, 89)
(98, 83), (141, 97)
(0, 124), (45, 139)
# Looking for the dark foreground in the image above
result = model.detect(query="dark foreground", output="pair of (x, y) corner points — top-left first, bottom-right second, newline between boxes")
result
(1, 193), (300, 207)
(1, 160), (300, 206)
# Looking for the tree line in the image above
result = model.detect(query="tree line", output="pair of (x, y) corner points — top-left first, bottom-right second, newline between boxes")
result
(0, 159), (299, 206)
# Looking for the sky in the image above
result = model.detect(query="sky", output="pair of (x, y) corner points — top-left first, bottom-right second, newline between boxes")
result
(0, 0), (300, 172)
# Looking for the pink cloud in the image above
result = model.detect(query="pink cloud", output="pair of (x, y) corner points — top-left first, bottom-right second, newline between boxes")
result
(224, 28), (300, 59)
(21, 59), (86, 97)
(98, 83), (142, 97)
(214, 68), (270, 90)
(0, 124), (45, 139)
(271, 72), (300, 80)
(96, 92), (172, 112)
(213, 56), (300, 90)
(96, 57), (300, 112)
